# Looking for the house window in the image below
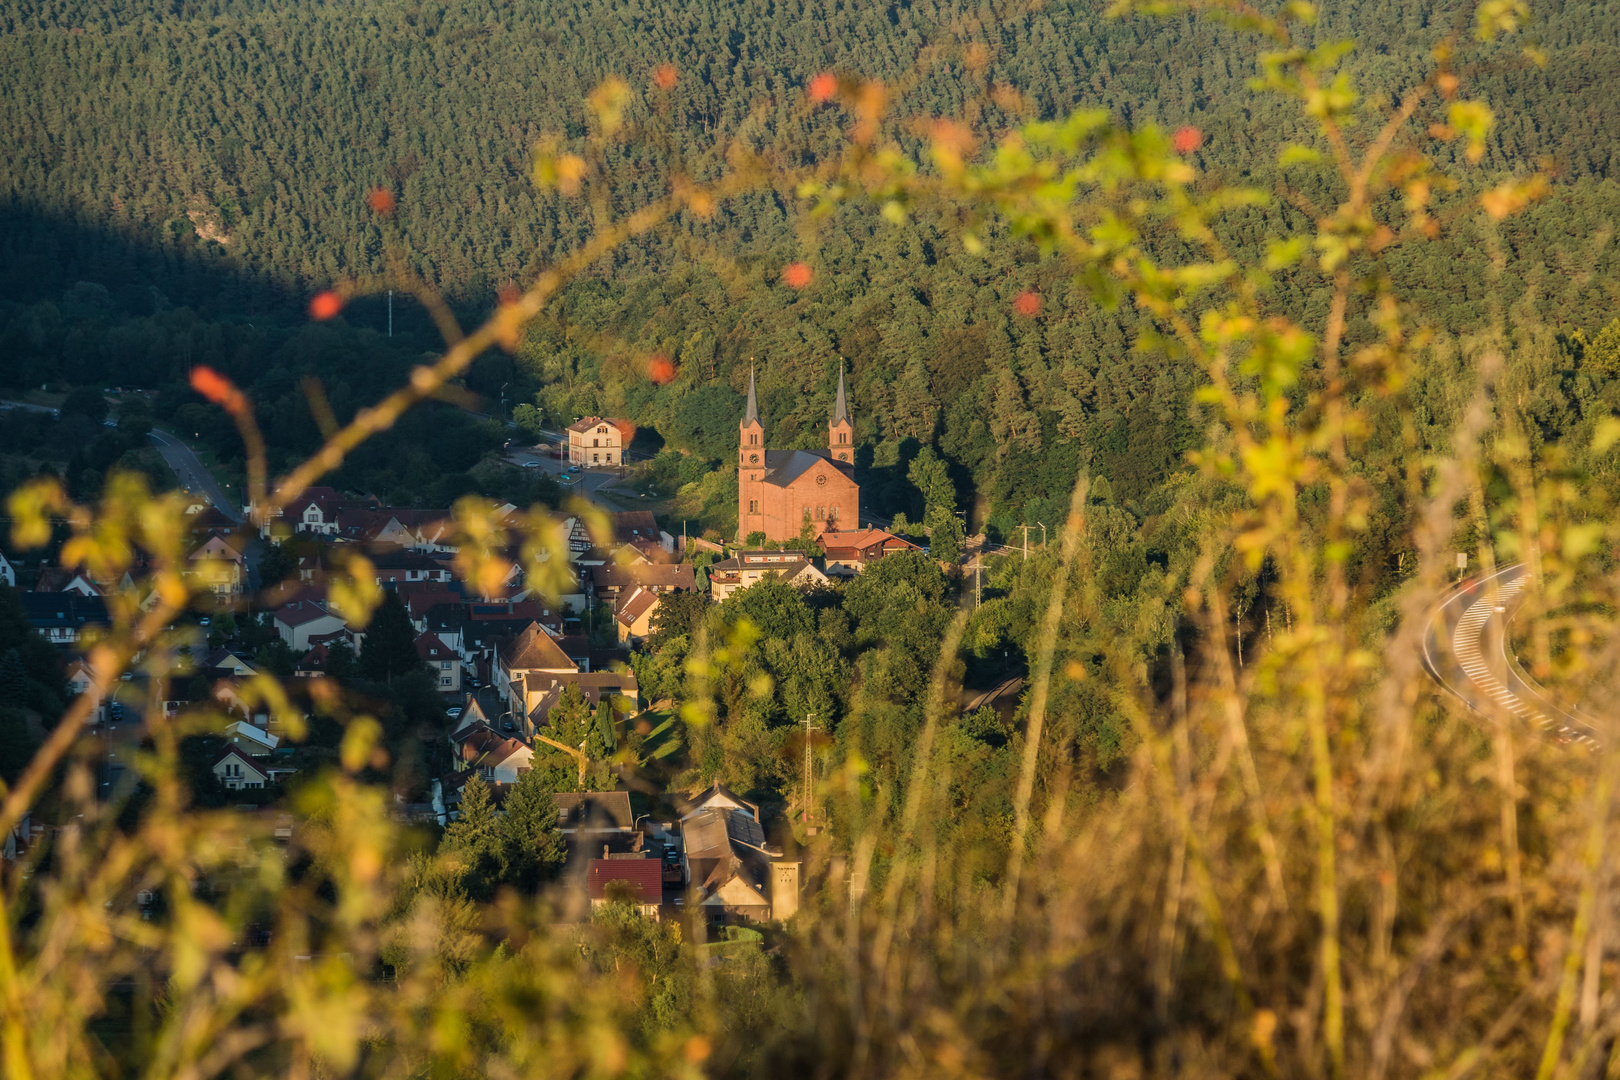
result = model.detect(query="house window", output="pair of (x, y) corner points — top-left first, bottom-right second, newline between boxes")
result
(441, 677), (452, 687)
(817, 505), (825, 519)
(748, 500), (758, 514)
(599, 426), (608, 434)
(593, 453), (600, 463)
(749, 433), (758, 445)
(840, 433), (847, 444)
(480, 766), (494, 780)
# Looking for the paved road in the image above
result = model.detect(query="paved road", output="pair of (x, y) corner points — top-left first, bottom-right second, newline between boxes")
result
(0, 399), (60, 417)
(1422, 562), (1599, 746)
(502, 444), (636, 509)
(148, 429), (243, 522)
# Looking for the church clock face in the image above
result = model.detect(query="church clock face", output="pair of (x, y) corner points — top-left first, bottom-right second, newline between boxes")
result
(749, 453), (760, 464)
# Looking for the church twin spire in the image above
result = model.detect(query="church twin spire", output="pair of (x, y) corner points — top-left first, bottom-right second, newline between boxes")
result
(739, 363), (851, 458)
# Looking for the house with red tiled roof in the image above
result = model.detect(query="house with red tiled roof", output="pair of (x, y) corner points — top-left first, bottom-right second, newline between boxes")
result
(415, 630), (461, 694)
(587, 857), (663, 916)
(820, 527), (921, 576)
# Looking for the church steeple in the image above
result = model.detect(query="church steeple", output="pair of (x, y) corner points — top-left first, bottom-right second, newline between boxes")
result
(744, 366), (760, 427)
(829, 360), (854, 463)
(739, 364), (765, 472)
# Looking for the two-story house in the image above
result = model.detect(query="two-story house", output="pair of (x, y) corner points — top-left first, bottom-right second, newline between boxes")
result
(415, 630), (461, 693)
(567, 417), (626, 468)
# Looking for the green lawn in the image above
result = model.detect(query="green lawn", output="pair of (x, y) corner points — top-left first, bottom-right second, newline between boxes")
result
(638, 710), (683, 762)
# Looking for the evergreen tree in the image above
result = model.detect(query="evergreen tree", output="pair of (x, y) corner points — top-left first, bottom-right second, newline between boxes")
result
(909, 447), (963, 562)
(497, 767), (564, 891)
(0, 706), (37, 786)
(441, 774), (501, 900)
(924, 502), (965, 565)
(324, 640), (359, 681)
(0, 648), (27, 701)
(360, 591), (420, 683)
(590, 701), (616, 761)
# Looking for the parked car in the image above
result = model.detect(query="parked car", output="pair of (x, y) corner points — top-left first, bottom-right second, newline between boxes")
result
(523, 461), (542, 468)
(446, 707), (462, 719)
(501, 719), (515, 732)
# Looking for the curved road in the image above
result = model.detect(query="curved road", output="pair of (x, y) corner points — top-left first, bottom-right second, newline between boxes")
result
(148, 429), (242, 522)
(1422, 563), (1598, 746)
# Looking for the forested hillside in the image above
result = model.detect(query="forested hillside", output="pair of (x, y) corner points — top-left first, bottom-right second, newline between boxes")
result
(3, 0), (1620, 529)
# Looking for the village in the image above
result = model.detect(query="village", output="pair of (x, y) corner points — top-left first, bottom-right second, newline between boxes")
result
(0, 381), (942, 929)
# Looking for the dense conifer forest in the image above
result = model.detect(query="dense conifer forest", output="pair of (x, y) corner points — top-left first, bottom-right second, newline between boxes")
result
(3, 0), (1620, 529)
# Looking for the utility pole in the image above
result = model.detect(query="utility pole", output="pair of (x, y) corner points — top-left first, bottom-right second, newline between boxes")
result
(802, 712), (816, 832)
(1019, 524), (1031, 561)
(387, 289), (393, 337)
(1038, 522), (1047, 548)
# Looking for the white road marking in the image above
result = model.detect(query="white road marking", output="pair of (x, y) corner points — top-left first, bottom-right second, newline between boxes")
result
(1440, 570), (1598, 747)
(1449, 576), (1555, 728)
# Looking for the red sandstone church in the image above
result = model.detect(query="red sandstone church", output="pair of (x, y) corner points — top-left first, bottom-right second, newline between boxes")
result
(737, 367), (859, 543)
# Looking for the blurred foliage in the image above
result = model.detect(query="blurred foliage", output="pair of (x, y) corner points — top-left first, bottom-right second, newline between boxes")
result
(9, 2), (1620, 1079)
